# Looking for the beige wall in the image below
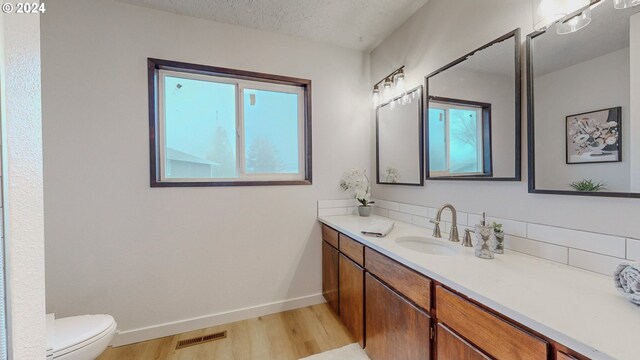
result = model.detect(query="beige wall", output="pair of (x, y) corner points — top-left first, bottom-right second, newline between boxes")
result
(41, 0), (371, 344)
(631, 13), (640, 192)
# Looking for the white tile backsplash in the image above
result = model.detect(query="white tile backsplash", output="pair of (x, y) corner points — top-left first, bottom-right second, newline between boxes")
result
(398, 203), (430, 217)
(373, 207), (389, 217)
(412, 215), (433, 229)
(388, 210), (412, 223)
(627, 239), (640, 261)
(317, 200), (333, 209)
(375, 199), (400, 211)
(428, 208), (468, 225)
(504, 235), (568, 264)
(318, 207), (348, 217)
(333, 199), (357, 208)
(317, 198), (633, 276)
(568, 249), (624, 276)
(527, 224), (626, 258)
(468, 214), (527, 238)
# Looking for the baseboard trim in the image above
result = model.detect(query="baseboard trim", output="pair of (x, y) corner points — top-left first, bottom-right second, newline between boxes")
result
(111, 293), (326, 347)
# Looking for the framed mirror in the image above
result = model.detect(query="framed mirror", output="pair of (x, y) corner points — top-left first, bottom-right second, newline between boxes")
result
(527, 1), (640, 198)
(376, 86), (424, 185)
(425, 29), (521, 180)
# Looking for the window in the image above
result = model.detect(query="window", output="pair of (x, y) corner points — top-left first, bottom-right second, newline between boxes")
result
(149, 58), (312, 186)
(428, 97), (491, 177)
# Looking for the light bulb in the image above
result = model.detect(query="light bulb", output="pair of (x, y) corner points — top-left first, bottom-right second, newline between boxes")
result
(372, 85), (380, 107)
(382, 78), (393, 102)
(532, 0), (589, 31)
(394, 70), (405, 97)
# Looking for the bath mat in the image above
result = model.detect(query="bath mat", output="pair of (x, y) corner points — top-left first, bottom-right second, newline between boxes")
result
(299, 344), (370, 360)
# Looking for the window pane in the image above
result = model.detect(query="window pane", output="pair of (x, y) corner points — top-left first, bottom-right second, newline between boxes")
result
(164, 76), (237, 179)
(243, 89), (299, 174)
(428, 108), (446, 172)
(449, 108), (481, 174)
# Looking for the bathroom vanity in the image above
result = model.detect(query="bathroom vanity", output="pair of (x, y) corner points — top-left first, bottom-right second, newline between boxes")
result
(319, 215), (640, 360)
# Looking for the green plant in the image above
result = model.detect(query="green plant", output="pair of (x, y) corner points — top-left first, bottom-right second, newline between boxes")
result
(492, 222), (503, 234)
(569, 179), (607, 192)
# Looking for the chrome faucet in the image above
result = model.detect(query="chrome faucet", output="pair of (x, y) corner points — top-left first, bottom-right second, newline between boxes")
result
(429, 203), (460, 242)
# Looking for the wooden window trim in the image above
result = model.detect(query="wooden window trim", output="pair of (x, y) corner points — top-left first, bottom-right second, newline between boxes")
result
(148, 58), (312, 187)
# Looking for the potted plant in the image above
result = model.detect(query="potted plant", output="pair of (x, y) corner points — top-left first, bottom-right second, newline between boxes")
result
(340, 168), (375, 217)
(569, 179), (607, 192)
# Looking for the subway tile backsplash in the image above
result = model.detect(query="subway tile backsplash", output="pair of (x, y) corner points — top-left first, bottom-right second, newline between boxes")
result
(318, 198), (638, 277)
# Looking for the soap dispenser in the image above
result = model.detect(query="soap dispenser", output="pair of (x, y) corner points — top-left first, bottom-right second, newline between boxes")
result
(474, 213), (495, 259)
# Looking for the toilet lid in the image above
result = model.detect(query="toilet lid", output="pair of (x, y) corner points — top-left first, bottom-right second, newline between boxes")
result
(52, 314), (115, 353)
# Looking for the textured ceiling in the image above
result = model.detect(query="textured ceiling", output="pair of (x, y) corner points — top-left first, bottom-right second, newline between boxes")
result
(118, 0), (429, 51)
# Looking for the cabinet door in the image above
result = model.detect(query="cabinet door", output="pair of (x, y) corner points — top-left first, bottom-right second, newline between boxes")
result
(322, 241), (339, 314)
(365, 273), (430, 360)
(339, 254), (364, 347)
(437, 324), (490, 360)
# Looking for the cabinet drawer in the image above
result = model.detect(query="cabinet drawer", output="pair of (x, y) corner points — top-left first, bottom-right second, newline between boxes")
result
(557, 351), (578, 360)
(364, 247), (431, 310)
(436, 286), (548, 360)
(339, 233), (364, 266)
(322, 224), (339, 248)
(437, 323), (490, 360)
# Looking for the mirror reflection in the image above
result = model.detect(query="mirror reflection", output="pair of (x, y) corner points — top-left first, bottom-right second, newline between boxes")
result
(530, 1), (639, 195)
(426, 30), (520, 180)
(376, 86), (423, 185)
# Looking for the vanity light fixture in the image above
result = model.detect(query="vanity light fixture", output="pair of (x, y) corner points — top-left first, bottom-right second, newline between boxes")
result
(371, 66), (407, 108)
(532, 0), (590, 31)
(614, 0), (640, 8)
(556, 6), (591, 34)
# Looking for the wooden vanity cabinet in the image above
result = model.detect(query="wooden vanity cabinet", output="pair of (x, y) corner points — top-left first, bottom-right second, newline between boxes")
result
(365, 273), (431, 360)
(436, 324), (489, 360)
(435, 285), (548, 360)
(320, 223), (590, 360)
(321, 240), (339, 314)
(339, 254), (364, 347)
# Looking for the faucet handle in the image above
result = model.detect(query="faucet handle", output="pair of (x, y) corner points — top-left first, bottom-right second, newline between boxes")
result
(429, 219), (439, 224)
(462, 229), (474, 247)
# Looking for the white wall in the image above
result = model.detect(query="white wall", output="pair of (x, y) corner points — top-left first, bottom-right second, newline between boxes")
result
(631, 13), (640, 192)
(535, 48), (630, 191)
(371, 0), (640, 239)
(0, 4), (46, 359)
(41, 0), (370, 344)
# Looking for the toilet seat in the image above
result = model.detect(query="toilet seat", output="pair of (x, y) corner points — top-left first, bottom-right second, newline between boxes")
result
(52, 314), (117, 359)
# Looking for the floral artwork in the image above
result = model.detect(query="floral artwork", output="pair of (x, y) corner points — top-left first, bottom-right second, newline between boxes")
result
(566, 107), (621, 164)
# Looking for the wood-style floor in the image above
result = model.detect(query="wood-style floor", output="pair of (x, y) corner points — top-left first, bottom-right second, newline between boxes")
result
(97, 304), (355, 360)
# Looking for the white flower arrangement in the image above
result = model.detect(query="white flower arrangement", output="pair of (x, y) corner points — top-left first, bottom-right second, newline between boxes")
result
(340, 168), (375, 207)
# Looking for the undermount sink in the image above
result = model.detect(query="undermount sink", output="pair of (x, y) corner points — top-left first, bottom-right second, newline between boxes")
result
(395, 236), (459, 256)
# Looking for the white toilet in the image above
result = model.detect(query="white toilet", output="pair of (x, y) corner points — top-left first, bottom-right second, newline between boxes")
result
(47, 314), (117, 360)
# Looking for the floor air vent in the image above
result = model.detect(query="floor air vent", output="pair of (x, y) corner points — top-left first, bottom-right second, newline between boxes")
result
(175, 330), (227, 350)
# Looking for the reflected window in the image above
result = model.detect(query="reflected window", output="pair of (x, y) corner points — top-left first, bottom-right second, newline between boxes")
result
(149, 59), (311, 186)
(428, 97), (492, 177)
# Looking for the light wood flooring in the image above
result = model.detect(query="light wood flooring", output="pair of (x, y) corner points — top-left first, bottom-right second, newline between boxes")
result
(97, 304), (355, 360)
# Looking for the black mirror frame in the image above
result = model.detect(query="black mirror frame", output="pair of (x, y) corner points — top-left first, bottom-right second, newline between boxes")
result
(424, 28), (522, 181)
(526, 29), (640, 198)
(375, 85), (425, 186)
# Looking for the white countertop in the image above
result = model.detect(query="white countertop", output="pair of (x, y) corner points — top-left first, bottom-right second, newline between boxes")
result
(319, 215), (640, 360)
